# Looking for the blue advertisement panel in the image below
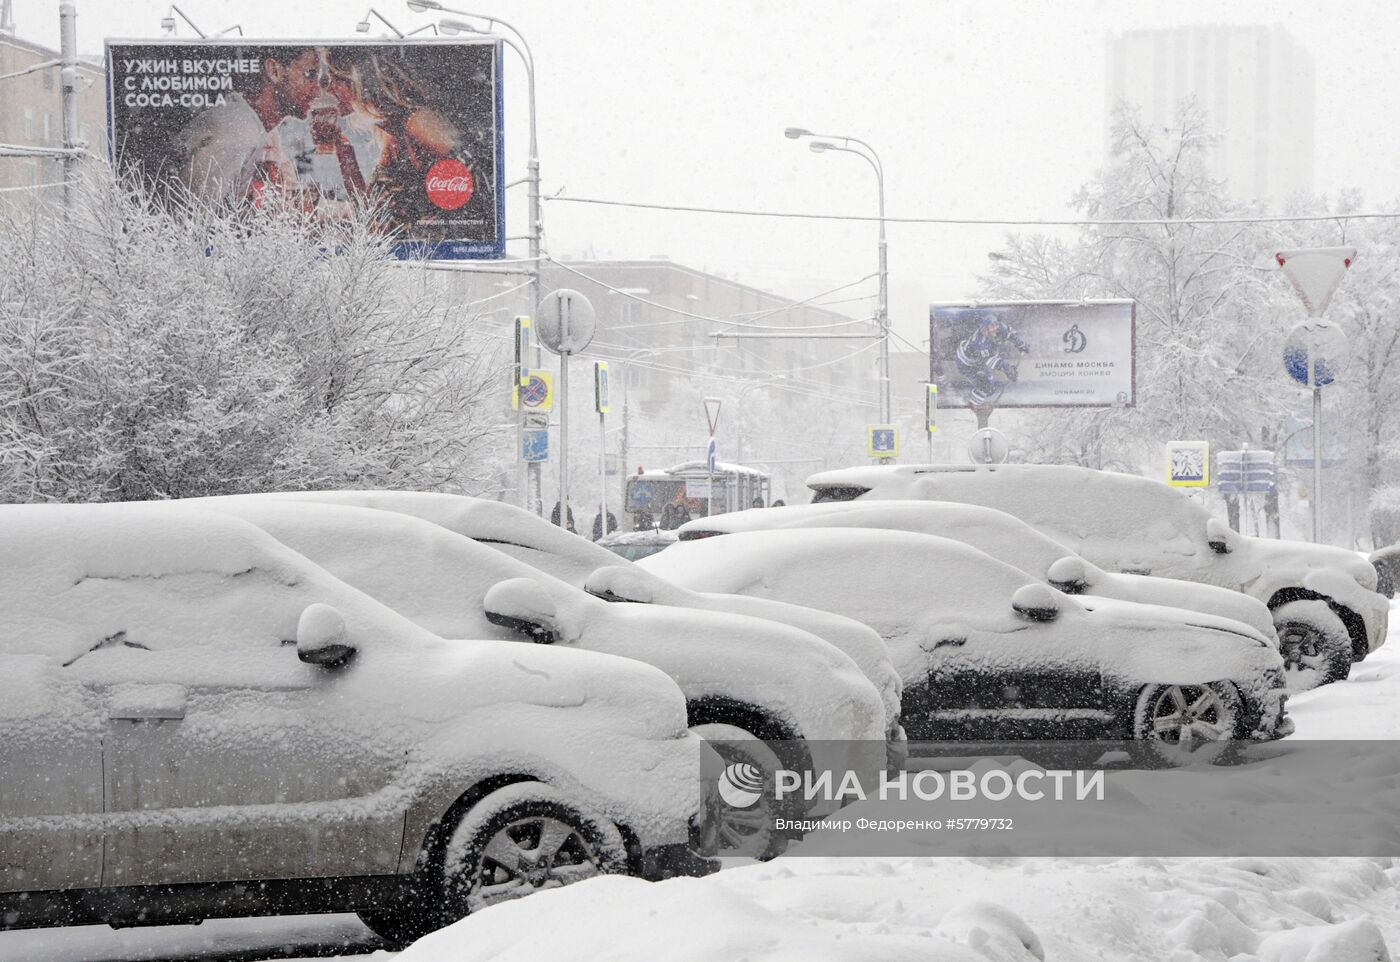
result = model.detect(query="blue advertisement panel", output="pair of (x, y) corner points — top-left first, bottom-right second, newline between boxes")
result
(106, 39), (504, 259)
(930, 300), (1136, 409)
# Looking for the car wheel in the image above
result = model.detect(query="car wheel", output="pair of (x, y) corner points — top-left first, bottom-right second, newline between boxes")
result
(444, 782), (628, 913)
(1272, 599), (1352, 691)
(690, 722), (786, 860)
(1131, 681), (1242, 768)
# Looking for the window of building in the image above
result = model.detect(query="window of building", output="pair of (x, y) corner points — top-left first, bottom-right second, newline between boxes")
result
(43, 69), (54, 91)
(42, 113), (51, 145)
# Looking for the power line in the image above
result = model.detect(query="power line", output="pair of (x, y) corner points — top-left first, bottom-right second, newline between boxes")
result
(544, 193), (1400, 228)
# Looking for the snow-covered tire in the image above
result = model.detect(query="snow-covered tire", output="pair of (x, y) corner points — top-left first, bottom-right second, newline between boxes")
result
(442, 782), (628, 917)
(1272, 599), (1352, 691)
(1131, 681), (1242, 768)
(691, 722), (786, 860)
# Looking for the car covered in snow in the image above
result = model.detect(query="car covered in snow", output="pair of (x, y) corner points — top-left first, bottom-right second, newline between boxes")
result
(676, 500), (1279, 644)
(174, 499), (890, 855)
(596, 526), (679, 561)
(203, 490), (906, 756)
(640, 527), (1293, 759)
(807, 463), (1388, 687)
(0, 504), (716, 947)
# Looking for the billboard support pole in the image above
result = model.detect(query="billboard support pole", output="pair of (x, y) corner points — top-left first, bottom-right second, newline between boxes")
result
(59, 0), (78, 212)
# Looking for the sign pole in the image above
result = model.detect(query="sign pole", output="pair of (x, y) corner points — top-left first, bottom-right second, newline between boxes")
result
(559, 346), (569, 530)
(1312, 378), (1322, 544)
(595, 361), (610, 541)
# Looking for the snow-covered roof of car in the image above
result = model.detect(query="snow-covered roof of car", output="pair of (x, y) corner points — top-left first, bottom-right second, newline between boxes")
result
(597, 528), (680, 547)
(0, 503), (441, 665)
(806, 463), (1211, 558)
(679, 501), (1072, 577)
(234, 490), (623, 587)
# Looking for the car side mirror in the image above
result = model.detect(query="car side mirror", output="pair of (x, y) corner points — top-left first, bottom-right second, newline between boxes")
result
(297, 604), (357, 668)
(1206, 518), (1234, 555)
(1011, 583), (1060, 622)
(483, 578), (560, 644)
(583, 565), (656, 604)
(1046, 556), (1089, 594)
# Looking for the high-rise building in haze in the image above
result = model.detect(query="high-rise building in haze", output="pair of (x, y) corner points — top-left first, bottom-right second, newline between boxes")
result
(1106, 24), (1315, 204)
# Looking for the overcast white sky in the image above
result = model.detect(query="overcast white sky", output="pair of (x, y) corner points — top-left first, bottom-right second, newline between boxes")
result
(10, 0), (1400, 345)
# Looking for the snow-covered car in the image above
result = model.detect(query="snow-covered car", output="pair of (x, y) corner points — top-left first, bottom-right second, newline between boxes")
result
(1369, 542), (1398, 599)
(807, 463), (1388, 687)
(596, 527), (679, 561)
(640, 528), (1293, 759)
(204, 490), (906, 755)
(677, 500), (1279, 643)
(175, 498), (889, 855)
(0, 504), (715, 947)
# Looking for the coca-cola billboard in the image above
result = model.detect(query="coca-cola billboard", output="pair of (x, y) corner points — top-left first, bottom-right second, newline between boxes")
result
(106, 39), (504, 259)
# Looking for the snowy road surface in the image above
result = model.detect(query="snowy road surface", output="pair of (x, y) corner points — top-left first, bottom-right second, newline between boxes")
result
(8, 602), (1400, 962)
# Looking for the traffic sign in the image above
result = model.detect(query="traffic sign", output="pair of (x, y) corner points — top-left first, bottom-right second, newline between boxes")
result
(537, 290), (597, 355)
(594, 361), (611, 414)
(926, 384), (938, 434)
(522, 428), (549, 462)
(868, 425), (898, 458)
(1166, 441), (1209, 487)
(512, 370), (554, 412)
(515, 316), (532, 386)
(706, 437), (718, 475)
(1275, 247), (1356, 317)
(1283, 319), (1348, 388)
(1216, 449), (1276, 493)
(968, 428), (1010, 465)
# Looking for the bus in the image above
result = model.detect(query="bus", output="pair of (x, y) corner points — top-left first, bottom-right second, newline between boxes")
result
(624, 460), (772, 530)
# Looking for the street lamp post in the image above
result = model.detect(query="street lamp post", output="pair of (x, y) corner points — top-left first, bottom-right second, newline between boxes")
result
(785, 126), (890, 428)
(407, 1), (543, 511)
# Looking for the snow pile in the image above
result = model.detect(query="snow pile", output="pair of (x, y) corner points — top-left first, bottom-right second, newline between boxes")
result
(397, 857), (1400, 962)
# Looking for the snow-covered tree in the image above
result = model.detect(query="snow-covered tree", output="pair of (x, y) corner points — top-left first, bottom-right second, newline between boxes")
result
(0, 175), (506, 502)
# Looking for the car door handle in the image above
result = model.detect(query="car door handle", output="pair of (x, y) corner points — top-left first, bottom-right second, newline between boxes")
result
(107, 683), (187, 721)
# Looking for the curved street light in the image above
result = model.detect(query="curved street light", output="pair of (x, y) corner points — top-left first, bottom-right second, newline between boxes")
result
(786, 127), (891, 432)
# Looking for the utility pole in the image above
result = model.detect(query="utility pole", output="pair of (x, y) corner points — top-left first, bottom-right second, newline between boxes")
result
(59, 1), (79, 211)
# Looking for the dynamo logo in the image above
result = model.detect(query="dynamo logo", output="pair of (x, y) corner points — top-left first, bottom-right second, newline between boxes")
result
(717, 762), (765, 809)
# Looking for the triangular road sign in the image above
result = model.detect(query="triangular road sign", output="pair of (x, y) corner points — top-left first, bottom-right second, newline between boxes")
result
(1274, 247), (1357, 317)
(703, 396), (722, 435)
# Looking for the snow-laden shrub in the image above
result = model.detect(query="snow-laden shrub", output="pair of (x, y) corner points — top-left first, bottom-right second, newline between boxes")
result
(0, 174), (505, 501)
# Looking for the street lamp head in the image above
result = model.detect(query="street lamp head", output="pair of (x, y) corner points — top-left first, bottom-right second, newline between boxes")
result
(355, 17), (371, 32)
(160, 15), (176, 32)
(809, 140), (834, 153)
(405, 0), (441, 10)
(439, 17), (482, 35)
(784, 126), (810, 140)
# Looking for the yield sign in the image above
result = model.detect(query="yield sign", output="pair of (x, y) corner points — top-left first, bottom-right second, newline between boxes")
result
(703, 396), (722, 436)
(1274, 247), (1357, 317)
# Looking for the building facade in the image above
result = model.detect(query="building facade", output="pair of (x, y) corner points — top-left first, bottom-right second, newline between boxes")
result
(0, 19), (107, 199)
(1106, 24), (1315, 203)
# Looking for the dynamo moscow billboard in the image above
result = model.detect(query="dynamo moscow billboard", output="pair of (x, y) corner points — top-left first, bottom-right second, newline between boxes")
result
(106, 39), (504, 259)
(930, 300), (1136, 409)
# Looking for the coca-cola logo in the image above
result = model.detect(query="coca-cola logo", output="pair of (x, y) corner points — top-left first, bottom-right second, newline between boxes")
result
(425, 158), (474, 210)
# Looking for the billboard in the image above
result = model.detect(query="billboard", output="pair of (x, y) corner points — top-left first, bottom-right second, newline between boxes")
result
(106, 39), (503, 259)
(930, 300), (1136, 409)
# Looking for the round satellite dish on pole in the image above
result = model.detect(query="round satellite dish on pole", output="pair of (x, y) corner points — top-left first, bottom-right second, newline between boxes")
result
(538, 289), (597, 355)
(1283, 319), (1348, 388)
(968, 427), (1010, 465)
